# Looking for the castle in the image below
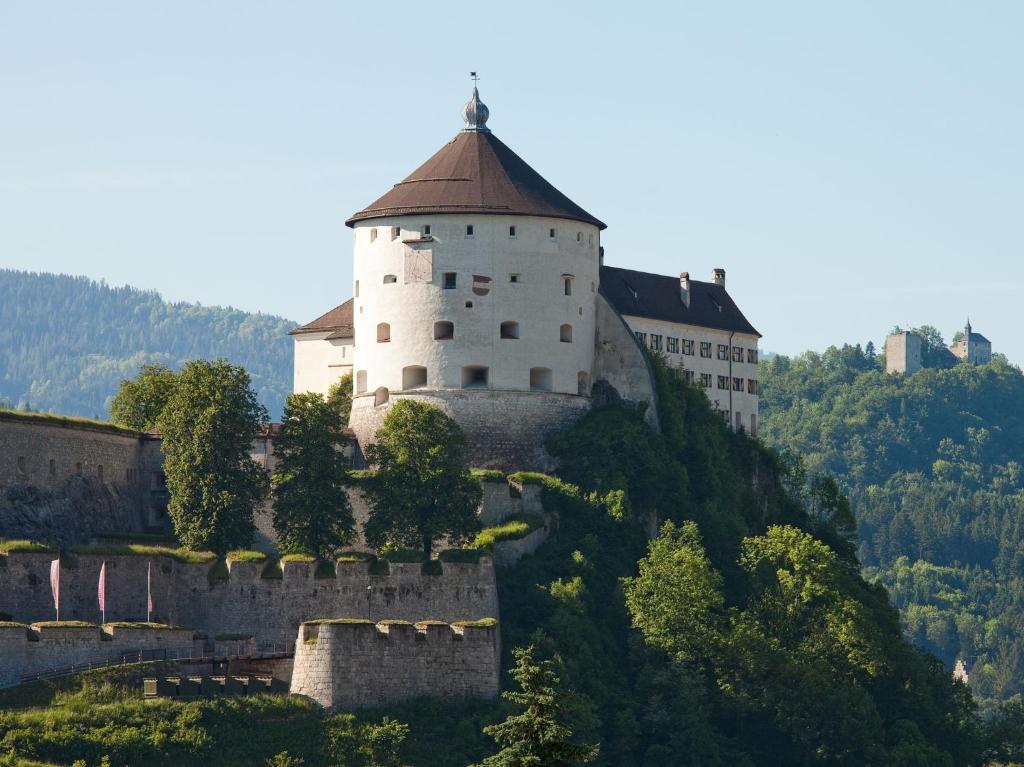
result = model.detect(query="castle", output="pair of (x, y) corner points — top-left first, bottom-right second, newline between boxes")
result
(0, 85), (763, 708)
(292, 86), (760, 467)
(885, 319), (993, 375)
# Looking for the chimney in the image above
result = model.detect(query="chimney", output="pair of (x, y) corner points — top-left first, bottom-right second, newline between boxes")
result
(712, 268), (725, 287)
(679, 272), (691, 308)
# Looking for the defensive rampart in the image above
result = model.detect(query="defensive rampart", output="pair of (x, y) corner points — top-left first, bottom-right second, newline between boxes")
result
(0, 552), (498, 644)
(290, 619), (500, 709)
(0, 622), (197, 688)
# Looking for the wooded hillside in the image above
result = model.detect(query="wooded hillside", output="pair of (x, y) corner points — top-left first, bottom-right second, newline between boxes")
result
(0, 269), (294, 420)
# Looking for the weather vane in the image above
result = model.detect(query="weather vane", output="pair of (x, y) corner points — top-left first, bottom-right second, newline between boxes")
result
(470, 71), (479, 85)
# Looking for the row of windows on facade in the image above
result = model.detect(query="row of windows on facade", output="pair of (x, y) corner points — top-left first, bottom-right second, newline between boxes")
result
(14, 456), (138, 483)
(356, 274), (584, 298)
(675, 371), (759, 395)
(715, 409), (758, 436)
(375, 321), (574, 343)
(355, 367), (591, 396)
(368, 223), (593, 246)
(634, 332), (758, 364)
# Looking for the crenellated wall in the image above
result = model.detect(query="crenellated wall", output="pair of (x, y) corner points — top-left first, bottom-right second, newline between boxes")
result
(0, 552), (498, 644)
(290, 619), (500, 709)
(0, 623), (197, 688)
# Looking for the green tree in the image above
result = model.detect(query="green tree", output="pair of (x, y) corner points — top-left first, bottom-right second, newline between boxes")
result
(158, 359), (269, 553)
(363, 717), (410, 767)
(109, 363), (179, 430)
(326, 372), (353, 426)
(266, 752), (304, 767)
(476, 646), (599, 767)
(362, 400), (481, 558)
(272, 392), (354, 557)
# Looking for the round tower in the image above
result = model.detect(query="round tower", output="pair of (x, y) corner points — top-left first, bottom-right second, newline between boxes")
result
(346, 86), (605, 469)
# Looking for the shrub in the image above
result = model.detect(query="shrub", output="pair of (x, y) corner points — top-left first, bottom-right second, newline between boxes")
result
(369, 559), (390, 576)
(32, 621), (97, 628)
(438, 548), (483, 563)
(421, 560), (443, 576)
(470, 468), (507, 482)
(452, 618), (498, 628)
(280, 553), (316, 564)
(314, 560), (336, 579)
(472, 513), (544, 550)
(383, 548), (426, 563)
(226, 549), (268, 564)
(336, 550), (376, 563)
(68, 544), (216, 563)
(508, 471), (551, 486)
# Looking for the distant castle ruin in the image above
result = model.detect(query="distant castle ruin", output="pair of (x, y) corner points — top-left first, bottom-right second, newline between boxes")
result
(885, 320), (992, 375)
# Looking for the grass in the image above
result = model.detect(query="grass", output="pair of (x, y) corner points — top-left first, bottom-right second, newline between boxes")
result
(508, 471), (551, 486)
(69, 543), (216, 563)
(438, 549), (483, 563)
(470, 468), (507, 482)
(103, 622), (182, 630)
(472, 513), (545, 550)
(280, 553), (316, 564)
(0, 408), (139, 436)
(451, 618), (498, 629)
(0, 621), (30, 629)
(226, 549), (268, 563)
(414, 620), (448, 628)
(377, 620), (414, 626)
(336, 550), (376, 563)
(31, 621), (97, 629)
(0, 660), (181, 710)
(0, 540), (57, 554)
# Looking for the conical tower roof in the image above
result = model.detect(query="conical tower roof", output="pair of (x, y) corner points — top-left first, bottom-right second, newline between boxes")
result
(346, 88), (605, 230)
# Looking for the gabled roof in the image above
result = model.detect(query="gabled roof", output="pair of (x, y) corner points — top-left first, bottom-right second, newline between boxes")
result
(346, 130), (605, 230)
(290, 299), (354, 338)
(600, 265), (760, 337)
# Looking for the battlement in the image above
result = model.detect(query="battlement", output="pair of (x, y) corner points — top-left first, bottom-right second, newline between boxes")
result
(0, 551), (498, 645)
(0, 621), (197, 688)
(290, 618), (500, 709)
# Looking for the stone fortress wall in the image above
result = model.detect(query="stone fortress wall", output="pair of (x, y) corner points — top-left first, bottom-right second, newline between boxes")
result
(0, 552), (498, 645)
(0, 622), (197, 688)
(290, 619), (500, 710)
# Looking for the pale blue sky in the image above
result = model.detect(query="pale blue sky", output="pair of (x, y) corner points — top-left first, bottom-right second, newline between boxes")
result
(1, 2), (1021, 361)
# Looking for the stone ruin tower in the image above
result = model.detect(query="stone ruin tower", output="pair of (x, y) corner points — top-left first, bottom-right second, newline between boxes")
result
(345, 87), (607, 469)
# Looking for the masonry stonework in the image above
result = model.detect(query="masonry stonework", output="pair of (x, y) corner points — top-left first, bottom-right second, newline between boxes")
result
(290, 620), (500, 709)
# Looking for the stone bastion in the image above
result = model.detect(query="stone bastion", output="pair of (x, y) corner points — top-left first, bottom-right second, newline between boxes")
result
(289, 619), (500, 710)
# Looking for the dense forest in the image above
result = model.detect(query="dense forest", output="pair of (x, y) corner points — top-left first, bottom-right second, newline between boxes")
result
(0, 269), (294, 420)
(759, 333), (1024, 708)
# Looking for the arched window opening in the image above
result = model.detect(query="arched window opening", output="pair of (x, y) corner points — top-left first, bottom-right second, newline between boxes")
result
(370, 228), (378, 243)
(377, 323), (391, 343)
(563, 276), (573, 296)
(356, 370), (367, 394)
(374, 387), (390, 407)
(529, 368), (553, 392)
(500, 321), (520, 339)
(434, 321), (454, 340)
(402, 366), (428, 390)
(577, 371), (590, 396)
(462, 366), (489, 389)
(383, 274), (397, 284)
(560, 324), (573, 343)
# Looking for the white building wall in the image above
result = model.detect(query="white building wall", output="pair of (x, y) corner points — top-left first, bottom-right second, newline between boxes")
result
(293, 333), (354, 396)
(619, 314), (759, 434)
(350, 214), (600, 398)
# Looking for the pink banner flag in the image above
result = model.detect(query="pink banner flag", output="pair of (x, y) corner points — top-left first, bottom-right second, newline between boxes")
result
(147, 561), (153, 622)
(49, 558), (60, 621)
(98, 561), (107, 622)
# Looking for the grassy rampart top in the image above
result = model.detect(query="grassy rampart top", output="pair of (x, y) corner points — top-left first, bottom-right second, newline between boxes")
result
(0, 408), (141, 438)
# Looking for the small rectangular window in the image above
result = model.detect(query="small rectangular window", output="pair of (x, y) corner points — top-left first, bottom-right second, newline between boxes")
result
(682, 339), (694, 355)
(748, 379), (759, 395)
(576, 232), (582, 243)
(510, 274), (520, 283)
(549, 228), (556, 239)
(391, 226), (400, 240)
(700, 342), (712, 358)
(635, 331), (647, 346)
(732, 377), (743, 392)
(649, 334), (662, 352)
(732, 346), (744, 363)
(509, 225), (516, 237)
(718, 375), (728, 390)
(666, 337), (679, 354)
(701, 373), (712, 388)
(564, 277), (573, 296)
(443, 272), (457, 290)
(466, 224), (474, 237)
(717, 344), (729, 361)
(423, 225), (431, 236)
(747, 348), (758, 364)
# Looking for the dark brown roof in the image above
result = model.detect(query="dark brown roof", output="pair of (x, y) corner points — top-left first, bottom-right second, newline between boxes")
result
(290, 299), (354, 338)
(346, 130), (605, 230)
(600, 266), (760, 337)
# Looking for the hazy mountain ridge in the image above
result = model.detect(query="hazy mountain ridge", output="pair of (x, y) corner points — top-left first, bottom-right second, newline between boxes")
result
(0, 269), (294, 420)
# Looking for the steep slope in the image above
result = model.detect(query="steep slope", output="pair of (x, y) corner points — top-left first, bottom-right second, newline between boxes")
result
(0, 269), (294, 419)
